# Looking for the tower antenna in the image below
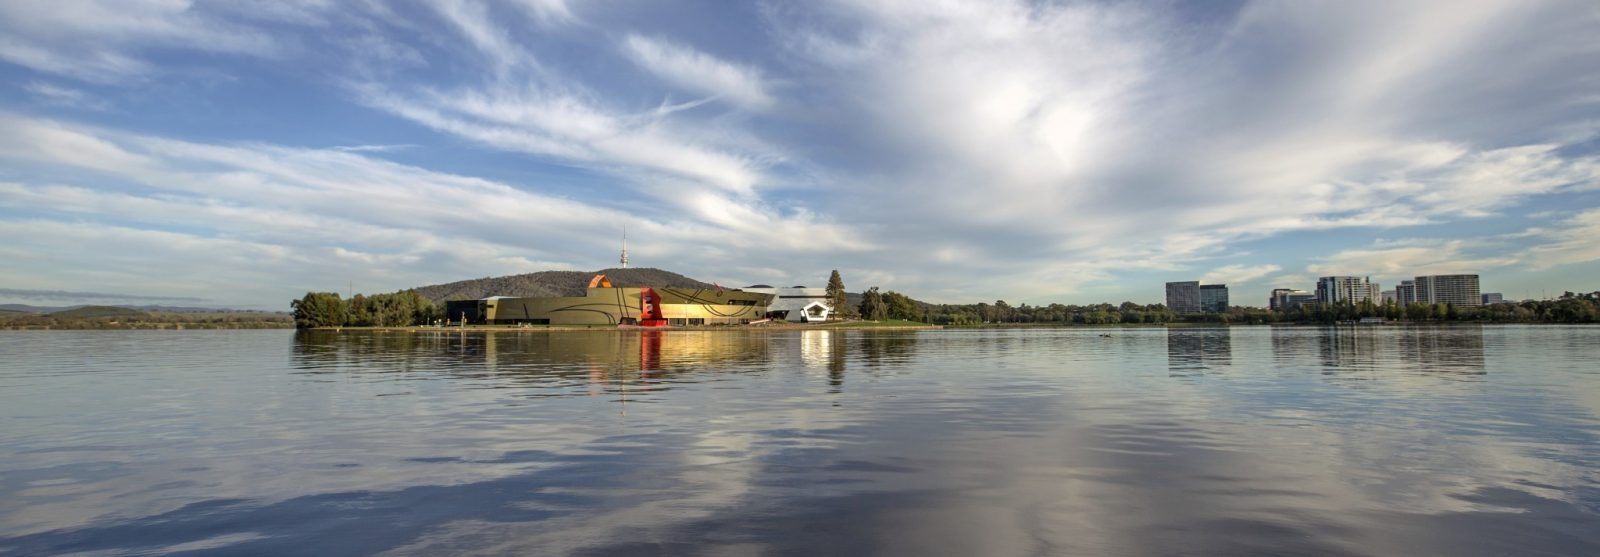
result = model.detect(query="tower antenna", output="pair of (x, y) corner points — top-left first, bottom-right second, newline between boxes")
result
(620, 225), (629, 269)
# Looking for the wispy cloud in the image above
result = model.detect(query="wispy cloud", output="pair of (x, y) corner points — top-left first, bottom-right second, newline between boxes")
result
(1200, 265), (1283, 286)
(22, 81), (112, 111)
(621, 34), (774, 110)
(1522, 209), (1600, 270)
(0, 0), (1596, 305)
(331, 144), (415, 153)
(1308, 240), (1522, 281)
(0, 113), (867, 307)
(0, 0), (283, 83)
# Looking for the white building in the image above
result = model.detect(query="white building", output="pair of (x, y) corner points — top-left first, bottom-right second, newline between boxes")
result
(1316, 276), (1379, 305)
(1414, 274), (1482, 307)
(741, 285), (833, 322)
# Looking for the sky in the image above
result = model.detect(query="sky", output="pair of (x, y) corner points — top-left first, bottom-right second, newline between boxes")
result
(1, 0), (1598, 310)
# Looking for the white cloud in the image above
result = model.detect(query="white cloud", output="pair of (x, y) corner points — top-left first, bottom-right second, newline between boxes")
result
(513, 0), (576, 25)
(0, 0), (1598, 305)
(1307, 241), (1521, 282)
(357, 85), (769, 195)
(621, 34), (774, 110)
(1523, 209), (1600, 270)
(0, 0), (281, 83)
(430, 0), (534, 73)
(749, 0), (1600, 301)
(0, 114), (868, 307)
(22, 81), (111, 111)
(1200, 264), (1282, 286)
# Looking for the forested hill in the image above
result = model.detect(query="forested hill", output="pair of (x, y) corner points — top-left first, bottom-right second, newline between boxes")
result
(412, 268), (714, 302)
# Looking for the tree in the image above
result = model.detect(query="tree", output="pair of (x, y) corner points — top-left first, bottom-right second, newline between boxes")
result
(883, 290), (921, 321)
(859, 287), (888, 321)
(290, 290), (440, 328)
(825, 270), (848, 320)
(291, 292), (346, 328)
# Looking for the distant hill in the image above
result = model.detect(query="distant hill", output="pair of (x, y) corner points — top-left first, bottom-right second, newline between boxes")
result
(50, 305), (150, 319)
(0, 303), (262, 314)
(412, 268), (715, 301)
(1, 304), (81, 314)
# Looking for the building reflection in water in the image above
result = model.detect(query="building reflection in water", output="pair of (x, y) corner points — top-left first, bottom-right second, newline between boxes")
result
(1316, 326), (1380, 376)
(1166, 328), (1232, 376)
(291, 329), (781, 400)
(289, 329), (938, 401)
(799, 330), (847, 393)
(800, 330), (830, 370)
(1263, 325), (1487, 382)
(1398, 325), (1486, 377)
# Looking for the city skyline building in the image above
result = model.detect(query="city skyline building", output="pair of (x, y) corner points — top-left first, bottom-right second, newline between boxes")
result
(1200, 284), (1229, 313)
(1482, 292), (1504, 305)
(1414, 274), (1482, 307)
(1316, 276), (1379, 306)
(1166, 281), (1201, 315)
(1269, 288), (1296, 310)
(1396, 280), (1417, 305)
(1270, 289), (1316, 311)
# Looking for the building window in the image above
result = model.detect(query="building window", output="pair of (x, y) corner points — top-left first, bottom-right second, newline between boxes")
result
(688, 318), (705, 326)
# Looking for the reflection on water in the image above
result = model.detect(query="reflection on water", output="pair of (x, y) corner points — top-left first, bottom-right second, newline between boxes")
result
(1167, 327), (1232, 375)
(1267, 325), (1489, 382)
(1399, 325), (1487, 376)
(3, 326), (1599, 556)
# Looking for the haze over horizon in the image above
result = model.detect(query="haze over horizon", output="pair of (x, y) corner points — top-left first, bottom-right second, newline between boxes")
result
(2, 0), (1598, 310)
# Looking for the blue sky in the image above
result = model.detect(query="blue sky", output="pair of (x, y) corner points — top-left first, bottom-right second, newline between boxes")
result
(1, 0), (1598, 310)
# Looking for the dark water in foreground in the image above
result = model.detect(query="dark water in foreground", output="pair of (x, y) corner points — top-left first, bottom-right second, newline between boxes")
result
(2, 326), (1598, 556)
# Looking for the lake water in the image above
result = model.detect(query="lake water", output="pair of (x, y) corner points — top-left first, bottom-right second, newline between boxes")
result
(2, 326), (1598, 556)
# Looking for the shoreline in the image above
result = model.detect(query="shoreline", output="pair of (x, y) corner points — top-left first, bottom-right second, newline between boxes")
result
(7, 322), (1593, 332)
(306, 321), (946, 333)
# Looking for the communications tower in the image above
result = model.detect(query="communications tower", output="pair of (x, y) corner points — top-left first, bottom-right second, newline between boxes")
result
(619, 226), (629, 269)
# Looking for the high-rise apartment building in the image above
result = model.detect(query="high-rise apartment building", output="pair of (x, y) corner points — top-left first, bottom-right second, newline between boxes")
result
(1414, 274), (1481, 307)
(1166, 281), (1201, 315)
(1395, 280), (1417, 305)
(1200, 284), (1229, 313)
(1316, 276), (1378, 305)
(1482, 293), (1504, 305)
(1275, 289), (1316, 311)
(1269, 288), (1296, 310)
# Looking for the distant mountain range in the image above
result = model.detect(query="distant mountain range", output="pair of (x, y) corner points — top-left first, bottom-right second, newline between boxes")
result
(48, 305), (151, 319)
(412, 268), (717, 301)
(0, 304), (283, 314)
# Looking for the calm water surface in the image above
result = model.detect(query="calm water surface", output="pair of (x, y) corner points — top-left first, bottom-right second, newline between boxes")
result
(2, 326), (1599, 556)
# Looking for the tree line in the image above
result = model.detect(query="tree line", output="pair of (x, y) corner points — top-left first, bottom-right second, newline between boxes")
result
(828, 268), (1600, 326)
(290, 290), (441, 328)
(293, 270), (1598, 328)
(1264, 293), (1600, 324)
(907, 297), (1599, 326)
